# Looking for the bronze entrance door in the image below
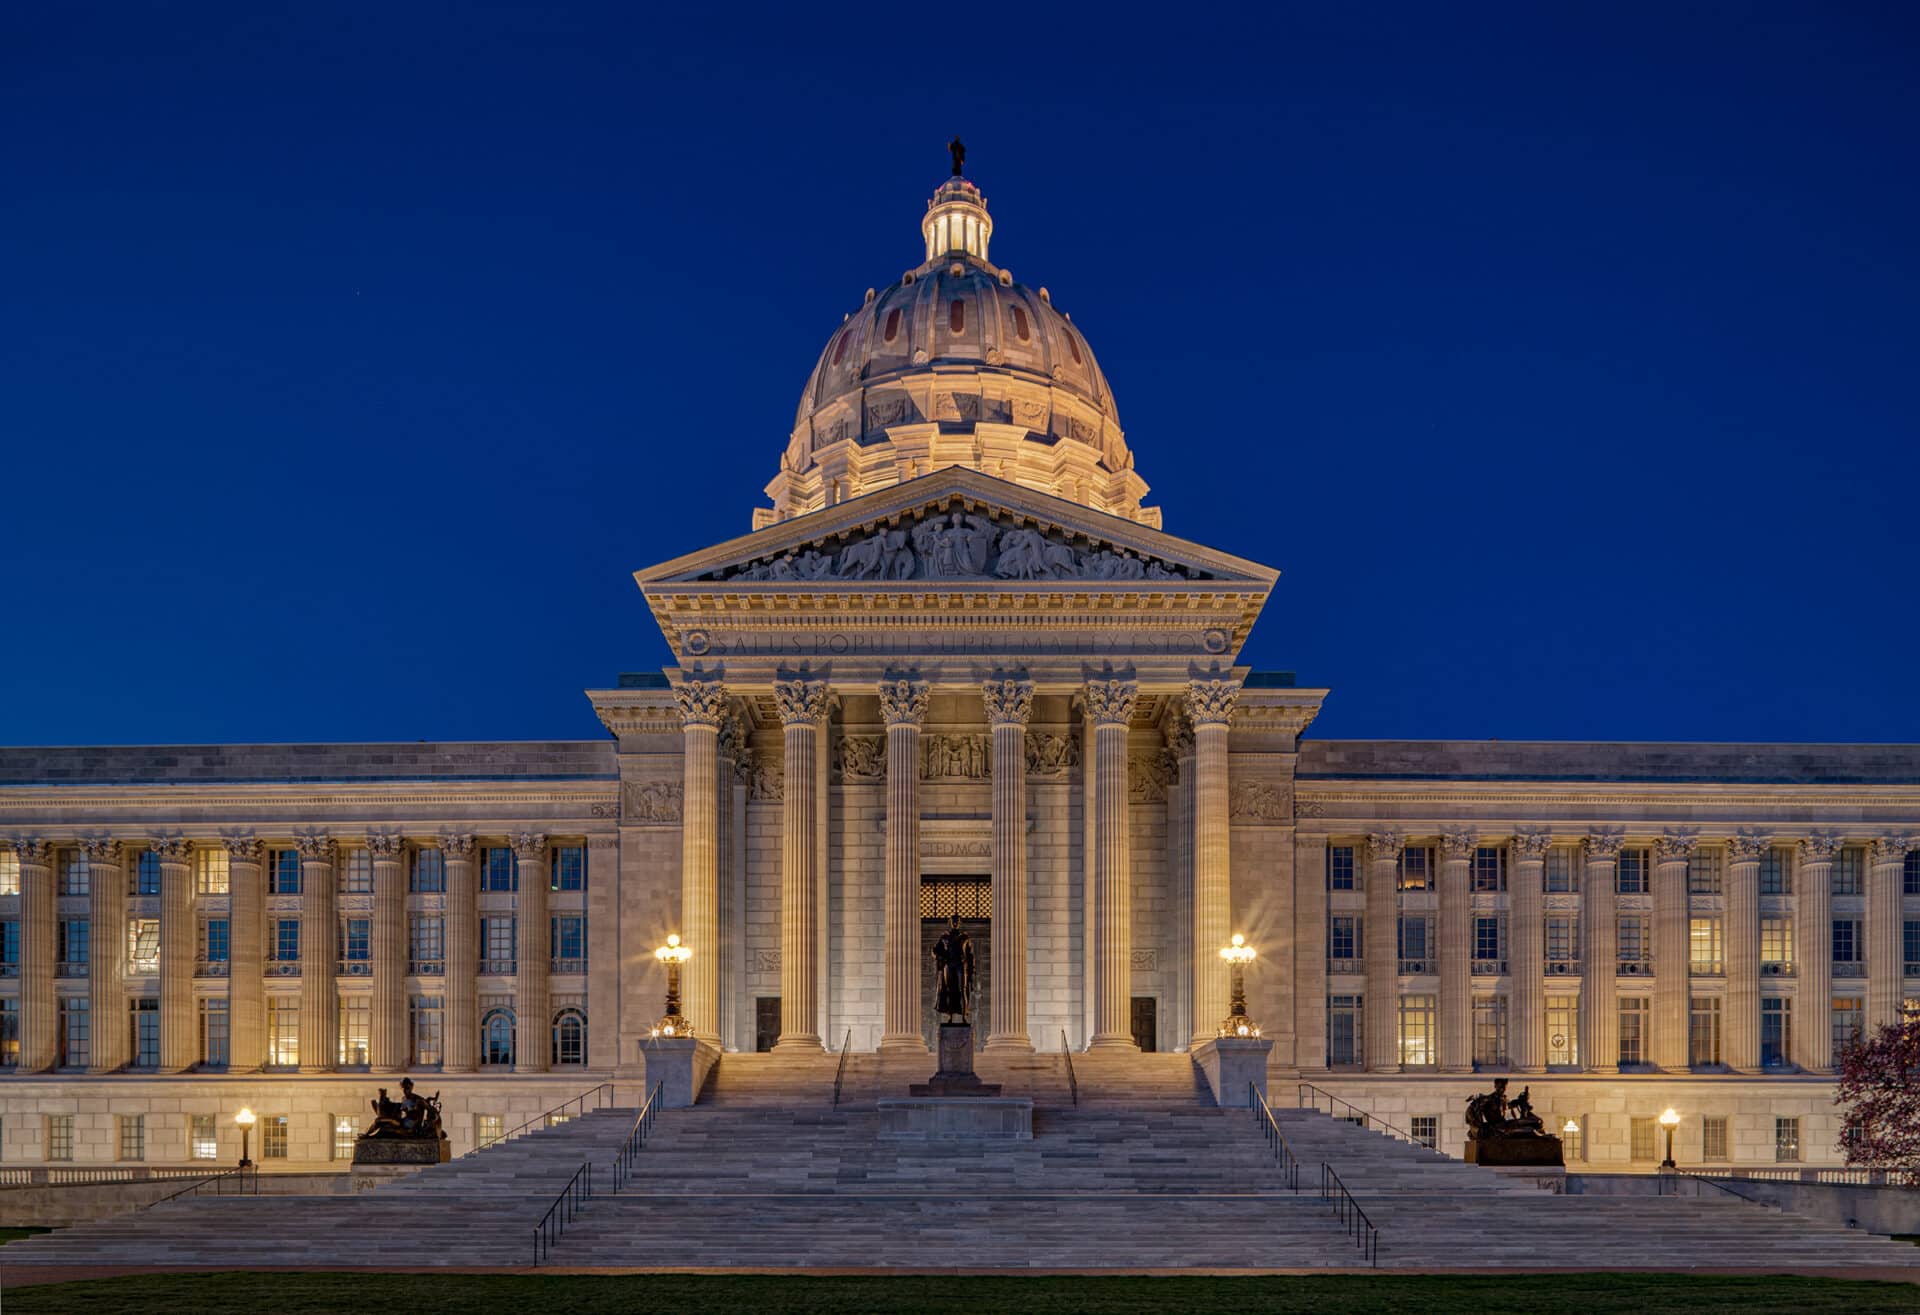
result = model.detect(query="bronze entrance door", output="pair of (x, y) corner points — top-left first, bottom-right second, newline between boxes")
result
(1131, 997), (1158, 1052)
(920, 876), (990, 1049)
(754, 997), (780, 1053)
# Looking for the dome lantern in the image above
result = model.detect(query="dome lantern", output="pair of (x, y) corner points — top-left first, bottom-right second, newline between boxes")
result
(922, 177), (992, 264)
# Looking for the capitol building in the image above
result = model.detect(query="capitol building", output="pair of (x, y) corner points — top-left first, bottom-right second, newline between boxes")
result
(2, 164), (1916, 1177)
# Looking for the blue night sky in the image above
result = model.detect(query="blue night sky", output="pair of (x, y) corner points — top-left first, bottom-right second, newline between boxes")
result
(4, 4), (1916, 747)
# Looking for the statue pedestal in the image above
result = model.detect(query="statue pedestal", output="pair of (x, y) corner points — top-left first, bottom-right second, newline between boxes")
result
(1466, 1133), (1565, 1168)
(908, 1024), (1001, 1097)
(642, 1036), (722, 1108)
(1191, 1036), (1273, 1107)
(350, 1134), (448, 1189)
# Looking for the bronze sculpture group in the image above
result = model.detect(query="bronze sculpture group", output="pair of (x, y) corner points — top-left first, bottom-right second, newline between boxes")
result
(1463, 1077), (1564, 1167)
(363, 1077), (445, 1141)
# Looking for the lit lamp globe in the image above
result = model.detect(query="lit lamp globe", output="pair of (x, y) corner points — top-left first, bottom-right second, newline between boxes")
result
(1217, 933), (1260, 1038)
(234, 1106), (257, 1169)
(653, 934), (694, 1038)
(1658, 1106), (1681, 1169)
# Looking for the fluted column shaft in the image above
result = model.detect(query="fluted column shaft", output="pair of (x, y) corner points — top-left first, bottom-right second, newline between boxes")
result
(1726, 839), (1764, 1071)
(879, 679), (930, 1050)
(1086, 678), (1138, 1050)
(297, 837), (337, 1072)
(1866, 839), (1905, 1033)
(85, 839), (126, 1073)
(369, 837), (406, 1071)
(1187, 679), (1238, 1043)
(1793, 840), (1836, 1072)
(1652, 837), (1693, 1071)
(774, 679), (828, 1049)
(156, 840), (195, 1073)
(15, 842), (55, 1072)
(442, 838), (478, 1072)
(1437, 838), (1473, 1072)
(1509, 837), (1548, 1072)
(514, 834), (549, 1072)
(225, 841), (264, 1072)
(716, 717), (741, 1052)
(1363, 834), (1401, 1070)
(676, 680), (727, 1042)
(1168, 723), (1196, 1049)
(984, 678), (1034, 1052)
(1581, 842), (1621, 1074)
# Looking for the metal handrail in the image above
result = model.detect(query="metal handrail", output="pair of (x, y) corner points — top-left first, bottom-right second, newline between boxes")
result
(1249, 1083), (1301, 1192)
(150, 1164), (258, 1208)
(467, 1082), (615, 1157)
(1321, 1163), (1378, 1266)
(1658, 1165), (1766, 1204)
(832, 1028), (854, 1107)
(531, 1159), (592, 1266)
(1060, 1030), (1078, 1107)
(1297, 1082), (1441, 1155)
(608, 1081), (664, 1195)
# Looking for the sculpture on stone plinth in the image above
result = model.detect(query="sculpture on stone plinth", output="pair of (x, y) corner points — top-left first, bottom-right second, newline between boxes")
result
(949, 136), (965, 177)
(931, 916), (976, 1024)
(1464, 1077), (1562, 1166)
(355, 1076), (452, 1166)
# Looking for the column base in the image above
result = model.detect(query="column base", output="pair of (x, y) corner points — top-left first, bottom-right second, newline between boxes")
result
(982, 1034), (1034, 1053)
(1085, 1033), (1138, 1052)
(773, 1034), (824, 1052)
(513, 1064), (550, 1075)
(1587, 1065), (1619, 1075)
(442, 1064), (477, 1075)
(370, 1065), (405, 1075)
(878, 1034), (930, 1053)
(1440, 1064), (1475, 1075)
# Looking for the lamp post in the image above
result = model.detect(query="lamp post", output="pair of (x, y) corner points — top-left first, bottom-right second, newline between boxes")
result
(653, 934), (693, 1037)
(235, 1107), (256, 1169)
(1658, 1106), (1680, 1169)
(1562, 1117), (1579, 1161)
(1218, 933), (1260, 1038)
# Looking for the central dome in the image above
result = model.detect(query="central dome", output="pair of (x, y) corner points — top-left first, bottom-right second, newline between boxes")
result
(757, 173), (1158, 530)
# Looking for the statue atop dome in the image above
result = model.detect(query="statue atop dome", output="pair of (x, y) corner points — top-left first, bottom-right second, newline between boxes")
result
(948, 135), (965, 177)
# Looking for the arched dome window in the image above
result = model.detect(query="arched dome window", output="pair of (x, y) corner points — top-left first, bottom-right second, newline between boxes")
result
(831, 329), (853, 365)
(883, 308), (901, 343)
(481, 1008), (516, 1066)
(552, 1009), (587, 1067)
(949, 299), (966, 333)
(1065, 328), (1083, 365)
(1010, 305), (1030, 341)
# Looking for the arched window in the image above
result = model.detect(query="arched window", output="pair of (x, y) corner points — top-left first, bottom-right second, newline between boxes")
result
(481, 1008), (516, 1066)
(552, 1009), (587, 1067)
(949, 299), (966, 333)
(883, 308), (901, 343)
(1010, 305), (1031, 342)
(831, 327), (853, 365)
(1065, 328), (1083, 365)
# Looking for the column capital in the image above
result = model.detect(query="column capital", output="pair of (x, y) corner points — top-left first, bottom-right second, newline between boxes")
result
(878, 677), (931, 728)
(8, 837), (52, 865)
(773, 678), (831, 727)
(1797, 833), (1844, 861)
(1510, 831), (1552, 859)
(440, 833), (476, 858)
(1440, 832), (1479, 859)
(511, 831), (548, 860)
(674, 678), (729, 729)
(1366, 831), (1403, 861)
(1584, 832), (1625, 860)
(1728, 832), (1772, 861)
(980, 678), (1033, 728)
(1653, 834), (1698, 862)
(149, 836), (192, 861)
(293, 832), (335, 862)
(1869, 836), (1911, 867)
(81, 837), (123, 863)
(1081, 677), (1138, 727)
(221, 836), (262, 862)
(364, 832), (404, 858)
(1183, 678), (1240, 727)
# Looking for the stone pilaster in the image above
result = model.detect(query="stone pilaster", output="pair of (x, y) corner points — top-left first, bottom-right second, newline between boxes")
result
(676, 679), (727, 1042)
(513, 831), (549, 1072)
(1437, 833), (1474, 1072)
(878, 678), (931, 1051)
(1725, 834), (1766, 1072)
(224, 838), (264, 1072)
(1866, 837), (1906, 1033)
(1363, 832), (1401, 1072)
(982, 677), (1034, 1052)
(1509, 832), (1549, 1072)
(442, 835), (478, 1073)
(716, 714), (743, 1053)
(1651, 834), (1696, 1071)
(13, 840), (55, 1073)
(1293, 835), (1329, 1072)
(1793, 835), (1839, 1072)
(773, 678), (829, 1049)
(1581, 835), (1622, 1074)
(85, 838), (126, 1073)
(1167, 717), (1196, 1050)
(1080, 706), (1098, 1047)
(296, 833), (337, 1072)
(1185, 679), (1237, 1044)
(368, 833), (406, 1072)
(154, 837), (195, 1073)
(1084, 676), (1138, 1050)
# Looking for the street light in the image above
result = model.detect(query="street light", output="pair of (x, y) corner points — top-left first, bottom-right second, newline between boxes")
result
(234, 1107), (257, 1169)
(1218, 933), (1260, 1038)
(1562, 1118), (1579, 1161)
(1658, 1106), (1681, 1169)
(653, 934), (693, 1037)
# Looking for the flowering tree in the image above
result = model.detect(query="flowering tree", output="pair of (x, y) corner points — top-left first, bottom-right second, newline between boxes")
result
(1835, 1012), (1920, 1177)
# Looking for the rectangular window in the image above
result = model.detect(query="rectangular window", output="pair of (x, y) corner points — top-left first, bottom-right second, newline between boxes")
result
(342, 849), (374, 894)
(58, 851), (90, 897)
(200, 997), (229, 1068)
(1, 919), (19, 976)
(134, 849), (162, 896)
(338, 997), (370, 1067)
(411, 994), (444, 1066)
(410, 916), (445, 974)
(274, 918), (301, 964)
(1687, 850), (1725, 896)
(268, 998), (299, 1068)
(1689, 918), (1724, 975)
(195, 847), (229, 895)
(1472, 846), (1507, 893)
(1397, 915), (1432, 973)
(340, 917), (371, 964)
(1760, 918), (1794, 975)
(1832, 847), (1864, 896)
(1545, 995), (1579, 1067)
(550, 915), (587, 972)
(1410, 1115), (1438, 1150)
(1617, 847), (1650, 894)
(482, 847), (518, 892)
(1545, 916), (1579, 975)
(551, 845), (586, 892)
(1327, 845), (1356, 890)
(1688, 996), (1722, 1066)
(0, 849), (17, 895)
(1905, 850), (1920, 896)
(57, 998), (90, 1068)
(59, 918), (90, 970)
(1702, 1115), (1729, 1162)
(332, 1114), (356, 1161)
(1761, 998), (1792, 1068)
(1544, 847), (1579, 893)
(118, 1114), (145, 1161)
(1761, 847), (1791, 895)
(269, 849), (301, 895)
(1904, 920), (1920, 977)
(1563, 1119), (1585, 1162)
(481, 917), (516, 974)
(1617, 914), (1651, 973)
(126, 918), (160, 974)
(0, 999), (18, 1068)
(202, 918), (230, 967)
(130, 997), (160, 1067)
(411, 847), (445, 894)
(1831, 996), (1864, 1057)
(1472, 916), (1505, 973)
(1630, 1115), (1656, 1162)
(1327, 994), (1363, 1066)
(263, 1115), (288, 1159)
(1832, 919), (1862, 964)
(1775, 1116), (1800, 1162)
(475, 1113), (504, 1149)
(1397, 846), (1433, 892)
(1619, 997), (1649, 1066)
(1328, 915), (1360, 963)
(1472, 994), (1508, 1067)
(46, 1114), (74, 1162)
(1397, 993), (1436, 1067)
(191, 1113), (218, 1160)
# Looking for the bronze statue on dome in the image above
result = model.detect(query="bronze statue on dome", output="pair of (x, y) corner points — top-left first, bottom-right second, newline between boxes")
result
(949, 136), (966, 177)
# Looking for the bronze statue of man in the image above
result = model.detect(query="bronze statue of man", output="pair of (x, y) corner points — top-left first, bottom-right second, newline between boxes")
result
(931, 915), (976, 1023)
(948, 136), (965, 177)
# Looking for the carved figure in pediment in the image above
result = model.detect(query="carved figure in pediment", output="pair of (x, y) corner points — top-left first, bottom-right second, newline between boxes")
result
(838, 735), (884, 782)
(913, 512), (995, 578)
(1083, 549), (1145, 580)
(838, 527), (912, 580)
(993, 526), (1051, 579)
(1024, 732), (1079, 776)
(792, 549), (835, 580)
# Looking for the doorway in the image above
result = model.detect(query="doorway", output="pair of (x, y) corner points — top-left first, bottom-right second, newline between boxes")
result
(754, 996), (780, 1053)
(1131, 997), (1158, 1052)
(921, 876), (991, 1049)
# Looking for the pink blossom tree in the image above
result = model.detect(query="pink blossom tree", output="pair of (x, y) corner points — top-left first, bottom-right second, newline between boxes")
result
(1835, 1012), (1920, 1178)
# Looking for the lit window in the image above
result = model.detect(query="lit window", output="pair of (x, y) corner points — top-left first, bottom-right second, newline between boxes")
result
(1774, 1116), (1800, 1162)
(1410, 1116), (1438, 1150)
(475, 1113), (504, 1149)
(1688, 996), (1722, 1066)
(1760, 918), (1794, 974)
(263, 1115), (288, 1159)
(268, 998), (300, 1068)
(1545, 995), (1579, 1067)
(195, 848), (230, 895)
(127, 919), (160, 974)
(1397, 846), (1433, 892)
(1397, 994), (1436, 1067)
(1832, 995), (1864, 1056)
(411, 995), (444, 1066)
(1688, 918), (1723, 975)
(0, 999), (18, 1069)
(0, 850), (17, 896)
(332, 1115), (357, 1161)
(338, 998), (370, 1067)
(190, 1113), (217, 1160)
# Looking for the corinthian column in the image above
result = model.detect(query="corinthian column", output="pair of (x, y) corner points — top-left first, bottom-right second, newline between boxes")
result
(14, 840), (54, 1073)
(1651, 834), (1695, 1071)
(1363, 832), (1401, 1071)
(1867, 837), (1906, 1033)
(513, 831), (549, 1072)
(154, 837), (195, 1073)
(1509, 832), (1549, 1072)
(1084, 676), (1138, 1050)
(1167, 718), (1196, 1049)
(1794, 835), (1839, 1072)
(879, 678), (931, 1051)
(1582, 834), (1622, 1074)
(1185, 678), (1238, 1042)
(442, 835), (478, 1072)
(1437, 833), (1474, 1072)
(983, 677), (1034, 1052)
(296, 833), (337, 1072)
(225, 838), (264, 1072)
(773, 678), (829, 1049)
(85, 838), (126, 1073)
(676, 678), (727, 1041)
(1726, 834), (1766, 1072)
(368, 833), (406, 1072)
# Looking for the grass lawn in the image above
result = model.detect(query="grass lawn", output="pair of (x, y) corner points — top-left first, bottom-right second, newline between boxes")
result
(1, 1273), (1916, 1315)
(0, 1228), (53, 1245)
